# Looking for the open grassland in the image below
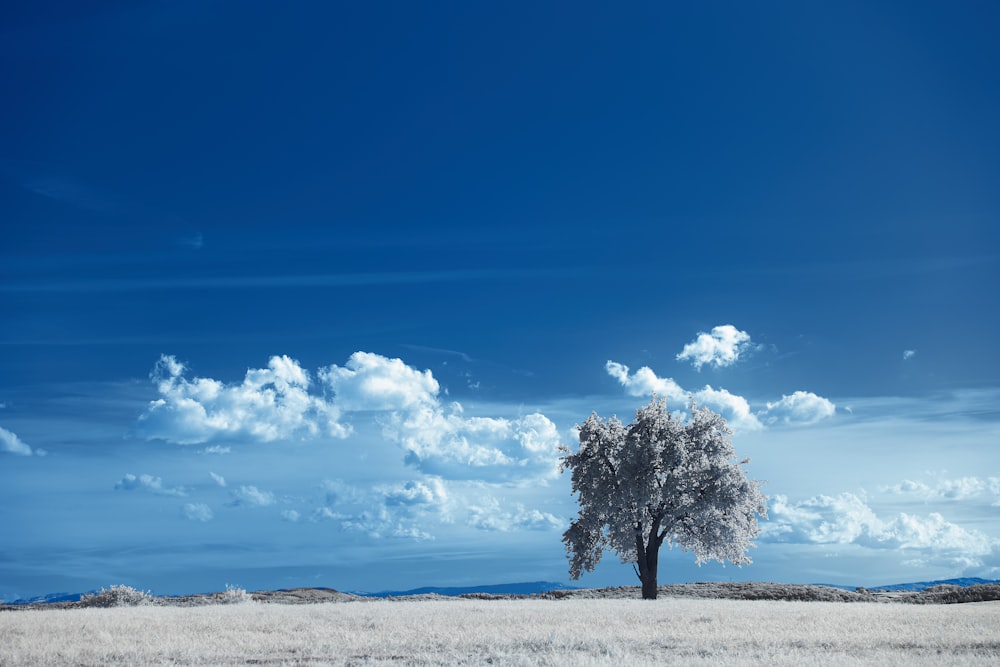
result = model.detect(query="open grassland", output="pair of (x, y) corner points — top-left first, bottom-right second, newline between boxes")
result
(3, 597), (1000, 666)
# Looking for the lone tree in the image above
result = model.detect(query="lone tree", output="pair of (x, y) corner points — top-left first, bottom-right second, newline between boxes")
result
(561, 397), (767, 599)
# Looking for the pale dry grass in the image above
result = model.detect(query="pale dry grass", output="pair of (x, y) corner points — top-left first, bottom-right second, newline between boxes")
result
(2, 597), (999, 666)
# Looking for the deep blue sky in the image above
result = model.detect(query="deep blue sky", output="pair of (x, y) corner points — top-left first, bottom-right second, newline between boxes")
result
(2, 1), (999, 600)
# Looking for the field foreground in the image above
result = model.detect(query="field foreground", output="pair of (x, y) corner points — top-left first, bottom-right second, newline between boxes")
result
(3, 596), (1000, 666)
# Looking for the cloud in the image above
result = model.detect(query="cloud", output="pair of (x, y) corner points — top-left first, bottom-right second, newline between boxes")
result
(763, 492), (995, 565)
(4, 268), (580, 294)
(676, 325), (754, 370)
(605, 361), (685, 401)
(209, 472), (226, 487)
(228, 485), (276, 507)
(339, 505), (435, 541)
(381, 478), (448, 507)
(322, 353), (563, 479)
(760, 391), (837, 425)
(307, 478), (447, 540)
(135, 352), (562, 480)
(182, 503), (214, 522)
(606, 361), (836, 431)
(903, 349), (917, 360)
(320, 352), (439, 412)
(135, 354), (350, 445)
(114, 473), (186, 497)
(0, 425), (35, 456)
(467, 497), (562, 532)
(281, 510), (301, 522)
(882, 476), (1000, 503)
(605, 361), (763, 431)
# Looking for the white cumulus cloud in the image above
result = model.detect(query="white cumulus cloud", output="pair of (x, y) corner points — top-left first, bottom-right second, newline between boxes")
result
(605, 361), (685, 401)
(209, 472), (227, 487)
(381, 478), (448, 506)
(0, 425), (35, 456)
(760, 391), (837, 425)
(676, 324), (754, 370)
(763, 492), (995, 565)
(467, 497), (562, 532)
(903, 349), (917, 360)
(136, 351), (563, 481)
(114, 473), (186, 497)
(323, 353), (563, 479)
(229, 485), (276, 507)
(135, 354), (349, 445)
(320, 351), (439, 412)
(605, 361), (762, 431)
(606, 361), (836, 431)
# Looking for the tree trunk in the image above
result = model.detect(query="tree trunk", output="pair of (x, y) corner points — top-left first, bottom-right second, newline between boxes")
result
(638, 541), (660, 600)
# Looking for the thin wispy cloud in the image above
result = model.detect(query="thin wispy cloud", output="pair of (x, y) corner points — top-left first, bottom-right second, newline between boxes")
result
(0, 268), (585, 293)
(182, 503), (214, 522)
(882, 476), (1000, 503)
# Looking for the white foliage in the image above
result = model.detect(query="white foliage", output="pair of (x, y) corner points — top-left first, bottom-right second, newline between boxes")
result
(562, 398), (767, 593)
(220, 584), (253, 604)
(79, 584), (155, 607)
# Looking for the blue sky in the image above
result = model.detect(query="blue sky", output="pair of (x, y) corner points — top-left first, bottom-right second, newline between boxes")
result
(2, 1), (999, 600)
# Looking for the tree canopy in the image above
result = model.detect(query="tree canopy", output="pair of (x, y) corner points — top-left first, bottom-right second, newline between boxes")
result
(561, 397), (768, 599)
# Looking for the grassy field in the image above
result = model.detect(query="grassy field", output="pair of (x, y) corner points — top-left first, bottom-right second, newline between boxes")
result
(2, 596), (999, 666)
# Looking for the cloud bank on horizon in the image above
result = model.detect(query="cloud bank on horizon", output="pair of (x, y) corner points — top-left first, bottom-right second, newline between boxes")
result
(2, 323), (997, 598)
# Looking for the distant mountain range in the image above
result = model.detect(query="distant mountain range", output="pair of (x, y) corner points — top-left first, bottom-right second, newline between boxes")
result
(858, 577), (1000, 592)
(8, 591), (89, 605)
(8, 577), (1000, 605)
(351, 580), (578, 598)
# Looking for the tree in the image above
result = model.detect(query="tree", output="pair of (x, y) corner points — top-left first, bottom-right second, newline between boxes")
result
(561, 397), (767, 599)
